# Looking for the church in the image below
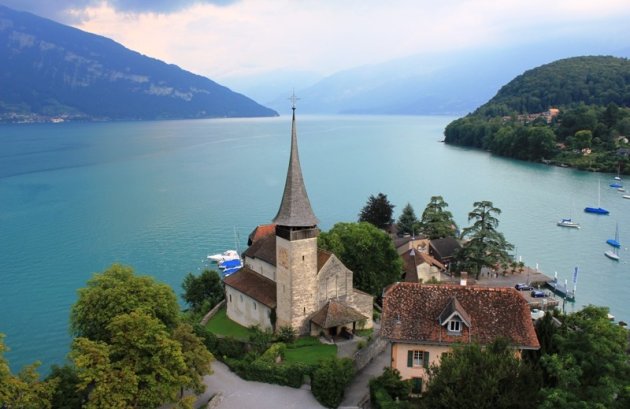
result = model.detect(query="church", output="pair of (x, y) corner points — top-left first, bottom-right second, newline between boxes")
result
(223, 102), (373, 337)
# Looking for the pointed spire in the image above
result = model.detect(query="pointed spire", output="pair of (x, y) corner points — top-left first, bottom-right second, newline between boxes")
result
(272, 95), (319, 227)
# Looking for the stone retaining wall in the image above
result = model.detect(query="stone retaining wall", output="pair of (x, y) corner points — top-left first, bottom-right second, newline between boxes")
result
(200, 299), (226, 326)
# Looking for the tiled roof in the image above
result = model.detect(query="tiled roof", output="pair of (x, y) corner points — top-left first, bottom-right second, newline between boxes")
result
(438, 297), (471, 327)
(243, 233), (276, 266)
(429, 237), (461, 259)
(310, 299), (367, 328)
(247, 224), (276, 246)
(317, 249), (333, 271)
(380, 283), (540, 349)
(402, 250), (445, 282)
(272, 107), (319, 228)
(223, 266), (277, 308)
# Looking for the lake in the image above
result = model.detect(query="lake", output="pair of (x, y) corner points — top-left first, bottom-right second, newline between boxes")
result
(1, 114), (628, 371)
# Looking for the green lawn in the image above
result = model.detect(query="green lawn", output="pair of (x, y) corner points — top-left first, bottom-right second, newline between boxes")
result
(205, 307), (255, 340)
(284, 336), (337, 365)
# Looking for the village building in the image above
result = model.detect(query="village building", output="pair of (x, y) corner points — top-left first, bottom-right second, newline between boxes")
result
(380, 282), (540, 393)
(224, 102), (373, 337)
(428, 236), (460, 267)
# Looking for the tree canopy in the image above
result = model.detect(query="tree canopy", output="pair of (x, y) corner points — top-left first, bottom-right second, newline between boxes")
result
(182, 268), (224, 314)
(318, 222), (403, 296)
(69, 264), (212, 408)
(71, 263), (180, 342)
(455, 201), (513, 279)
(444, 56), (630, 172)
(419, 196), (457, 239)
(422, 338), (541, 409)
(396, 203), (420, 236)
(1, 334), (56, 409)
(358, 192), (395, 229)
(534, 306), (630, 409)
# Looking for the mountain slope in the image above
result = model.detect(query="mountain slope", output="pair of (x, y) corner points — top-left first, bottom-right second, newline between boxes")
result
(0, 4), (277, 122)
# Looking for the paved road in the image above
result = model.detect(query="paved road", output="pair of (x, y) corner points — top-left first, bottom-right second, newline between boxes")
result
(193, 338), (390, 409)
(194, 360), (325, 409)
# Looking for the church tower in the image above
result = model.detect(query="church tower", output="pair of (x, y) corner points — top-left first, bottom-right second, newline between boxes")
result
(273, 97), (319, 334)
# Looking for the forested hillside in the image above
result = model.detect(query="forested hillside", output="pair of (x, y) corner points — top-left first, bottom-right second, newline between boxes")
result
(444, 56), (630, 173)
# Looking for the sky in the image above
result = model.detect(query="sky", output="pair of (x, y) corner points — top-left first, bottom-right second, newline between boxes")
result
(3, 0), (630, 84)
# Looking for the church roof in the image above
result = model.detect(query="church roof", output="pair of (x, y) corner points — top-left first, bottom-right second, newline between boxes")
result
(247, 224), (276, 246)
(310, 299), (368, 329)
(223, 266), (277, 308)
(272, 105), (319, 228)
(243, 233), (276, 266)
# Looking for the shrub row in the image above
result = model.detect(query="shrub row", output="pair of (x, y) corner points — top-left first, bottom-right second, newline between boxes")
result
(223, 356), (315, 388)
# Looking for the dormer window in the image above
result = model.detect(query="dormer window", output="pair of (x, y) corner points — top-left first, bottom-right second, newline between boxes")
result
(437, 296), (471, 336)
(448, 319), (461, 333)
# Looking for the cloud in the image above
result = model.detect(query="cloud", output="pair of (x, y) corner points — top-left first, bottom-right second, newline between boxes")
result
(1, 0), (237, 22)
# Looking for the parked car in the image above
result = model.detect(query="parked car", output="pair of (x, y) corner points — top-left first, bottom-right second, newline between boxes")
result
(531, 309), (545, 320)
(515, 283), (533, 291)
(530, 290), (545, 298)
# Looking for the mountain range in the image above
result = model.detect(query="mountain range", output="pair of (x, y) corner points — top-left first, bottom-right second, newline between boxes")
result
(0, 4), (277, 122)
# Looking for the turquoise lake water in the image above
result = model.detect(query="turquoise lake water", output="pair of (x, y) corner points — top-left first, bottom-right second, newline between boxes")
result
(1, 115), (629, 371)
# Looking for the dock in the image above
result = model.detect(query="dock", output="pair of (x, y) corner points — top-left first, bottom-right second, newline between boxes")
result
(441, 265), (563, 310)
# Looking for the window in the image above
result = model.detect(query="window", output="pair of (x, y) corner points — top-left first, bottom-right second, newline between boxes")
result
(407, 350), (430, 368)
(411, 377), (423, 394)
(253, 301), (257, 310)
(229, 294), (232, 303)
(449, 320), (461, 332)
(240, 294), (243, 303)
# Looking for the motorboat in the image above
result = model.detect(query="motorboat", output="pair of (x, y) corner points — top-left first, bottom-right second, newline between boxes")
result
(207, 249), (239, 263)
(557, 218), (580, 229)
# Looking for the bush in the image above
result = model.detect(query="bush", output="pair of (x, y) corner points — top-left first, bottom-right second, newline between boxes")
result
(248, 325), (273, 354)
(223, 356), (314, 388)
(311, 357), (355, 408)
(276, 325), (297, 343)
(369, 367), (411, 401)
(259, 342), (286, 363)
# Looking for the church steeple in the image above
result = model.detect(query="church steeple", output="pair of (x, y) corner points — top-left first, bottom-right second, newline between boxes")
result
(272, 96), (319, 228)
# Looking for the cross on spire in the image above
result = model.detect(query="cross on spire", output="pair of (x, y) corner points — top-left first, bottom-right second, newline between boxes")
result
(289, 91), (300, 110)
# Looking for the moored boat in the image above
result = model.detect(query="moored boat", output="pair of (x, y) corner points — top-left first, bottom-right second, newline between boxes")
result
(207, 249), (240, 263)
(605, 249), (620, 261)
(557, 218), (580, 229)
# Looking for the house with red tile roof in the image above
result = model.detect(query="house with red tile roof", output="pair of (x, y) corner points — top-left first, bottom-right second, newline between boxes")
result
(223, 102), (373, 336)
(380, 283), (539, 393)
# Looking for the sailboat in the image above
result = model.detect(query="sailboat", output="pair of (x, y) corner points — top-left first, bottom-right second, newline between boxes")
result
(606, 223), (621, 248)
(584, 180), (609, 215)
(557, 218), (580, 228)
(605, 247), (620, 261)
(614, 164), (622, 181)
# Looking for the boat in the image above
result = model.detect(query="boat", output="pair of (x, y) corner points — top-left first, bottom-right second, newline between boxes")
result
(606, 223), (621, 248)
(584, 180), (609, 215)
(624, 195), (630, 200)
(618, 188), (626, 192)
(614, 164), (622, 181)
(207, 249), (240, 263)
(605, 249), (620, 261)
(610, 182), (623, 188)
(557, 218), (580, 229)
(220, 258), (243, 276)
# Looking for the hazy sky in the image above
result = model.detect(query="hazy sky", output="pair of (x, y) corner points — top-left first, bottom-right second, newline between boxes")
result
(4, 0), (630, 81)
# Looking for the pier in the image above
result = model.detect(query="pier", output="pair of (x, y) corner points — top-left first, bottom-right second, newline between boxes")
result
(441, 265), (563, 310)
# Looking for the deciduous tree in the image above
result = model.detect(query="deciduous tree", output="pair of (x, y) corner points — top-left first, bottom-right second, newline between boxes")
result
(319, 222), (403, 296)
(423, 339), (541, 409)
(182, 268), (224, 314)
(0, 334), (56, 409)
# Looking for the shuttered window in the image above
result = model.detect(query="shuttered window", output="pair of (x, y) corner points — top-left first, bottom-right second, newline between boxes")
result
(407, 350), (430, 368)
